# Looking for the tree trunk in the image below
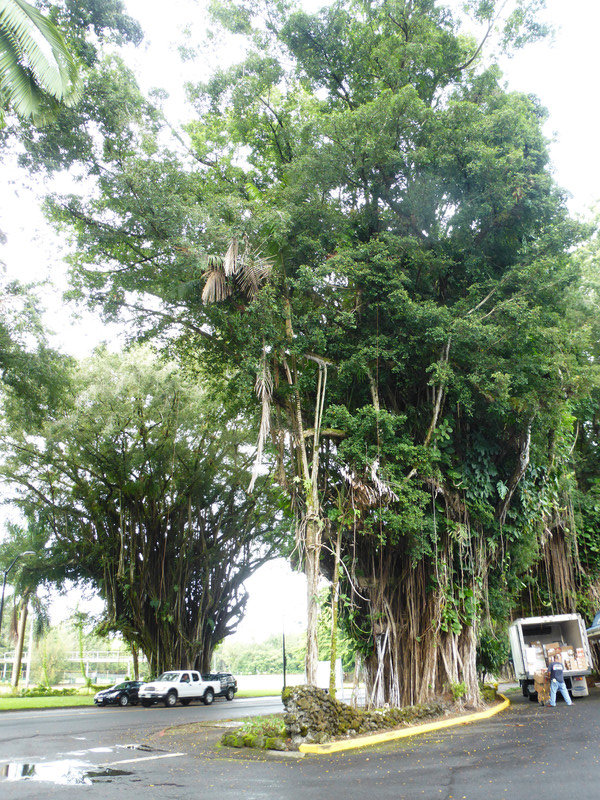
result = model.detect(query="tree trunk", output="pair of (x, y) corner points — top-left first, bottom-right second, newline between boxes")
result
(11, 599), (28, 689)
(131, 644), (139, 680)
(329, 525), (342, 697)
(199, 648), (212, 674)
(305, 514), (321, 686)
(356, 552), (480, 708)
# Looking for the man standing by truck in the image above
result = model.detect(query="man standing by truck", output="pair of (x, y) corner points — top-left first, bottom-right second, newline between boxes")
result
(548, 655), (573, 707)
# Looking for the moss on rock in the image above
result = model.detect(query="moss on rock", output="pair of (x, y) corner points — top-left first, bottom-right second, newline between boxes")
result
(282, 685), (446, 746)
(220, 713), (289, 752)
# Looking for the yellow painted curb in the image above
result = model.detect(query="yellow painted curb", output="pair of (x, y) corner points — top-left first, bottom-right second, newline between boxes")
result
(298, 694), (510, 755)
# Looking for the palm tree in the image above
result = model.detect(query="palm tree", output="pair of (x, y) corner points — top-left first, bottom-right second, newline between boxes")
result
(0, 0), (81, 124)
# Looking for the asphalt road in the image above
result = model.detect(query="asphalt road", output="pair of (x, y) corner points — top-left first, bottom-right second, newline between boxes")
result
(1, 689), (599, 799)
(0, 695), (284, 761)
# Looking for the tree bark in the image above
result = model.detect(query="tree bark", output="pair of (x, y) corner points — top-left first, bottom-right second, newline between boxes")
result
(131, 644), (139, 680)
(329, 525), (342, 697)
(305, 513), (322, 686)
(11, 599), (28, 689)
(354, 550), (481, 707)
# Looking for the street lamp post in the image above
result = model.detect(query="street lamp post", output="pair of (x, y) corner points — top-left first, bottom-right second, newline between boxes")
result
(0, 551), (35, 641)
(282, 626), (287, 691)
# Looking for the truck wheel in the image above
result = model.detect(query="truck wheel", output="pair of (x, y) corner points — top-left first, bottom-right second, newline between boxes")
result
(225, 687), (235, 701)
(141, 700), (152, 707)
(203, 688), (214, 705)
(164, 691), (178, 708)
(528, 689), (538, 702)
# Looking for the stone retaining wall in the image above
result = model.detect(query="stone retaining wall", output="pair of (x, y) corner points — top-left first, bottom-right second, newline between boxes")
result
(282, 685), (445, 745)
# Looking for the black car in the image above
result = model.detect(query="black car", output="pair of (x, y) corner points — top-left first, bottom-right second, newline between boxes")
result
(201, 672), (238, 701)
(94, 680), (144, 707)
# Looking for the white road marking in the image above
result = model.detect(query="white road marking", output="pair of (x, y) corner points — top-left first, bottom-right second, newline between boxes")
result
(1, 710), (96, 721)
(104, 753), (186, 766)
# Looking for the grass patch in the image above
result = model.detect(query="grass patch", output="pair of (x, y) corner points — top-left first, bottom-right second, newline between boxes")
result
(235, 689), (282, 698)
(0, 695), (96, 711)
(0, 686), (276, 711)
(0, 686), (280, 711)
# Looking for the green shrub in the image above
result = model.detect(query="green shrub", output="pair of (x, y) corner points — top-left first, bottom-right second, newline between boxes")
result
(18, 686), (77, 697)
(220, 714), (287, 751)
(477, 628), (509, 680)
(449, 681), (467, 702)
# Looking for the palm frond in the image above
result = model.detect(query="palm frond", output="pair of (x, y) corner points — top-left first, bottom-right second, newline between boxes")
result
(201, 268), (230, 304)
(343, 459), (398, 509)
(223, 238), (239, 276)
(0, 0), (82, 121)
(248, 348), (273, 493)
(237, 252), (273, 297)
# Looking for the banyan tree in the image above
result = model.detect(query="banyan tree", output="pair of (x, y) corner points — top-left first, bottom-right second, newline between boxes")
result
(15, 0), (597, 701)
(0, 348), (285, 675)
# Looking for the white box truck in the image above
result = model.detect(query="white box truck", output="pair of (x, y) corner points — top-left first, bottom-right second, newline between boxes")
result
(508, 613), (592, 700)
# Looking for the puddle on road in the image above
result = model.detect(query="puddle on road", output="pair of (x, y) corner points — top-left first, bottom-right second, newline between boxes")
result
(121, 743), (154, 752)
(1, 743), (158, 785)
(65, 743), (157, 757)
(0, 760), (135, 785)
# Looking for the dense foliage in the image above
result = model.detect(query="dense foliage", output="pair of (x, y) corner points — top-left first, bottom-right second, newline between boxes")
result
(4, 0), (600, 703)
(0, 348), (286, 673)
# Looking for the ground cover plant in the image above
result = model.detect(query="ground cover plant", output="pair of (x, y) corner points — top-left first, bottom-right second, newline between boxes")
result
(221, 714), (288, 751)
(221, 685), (503, 750)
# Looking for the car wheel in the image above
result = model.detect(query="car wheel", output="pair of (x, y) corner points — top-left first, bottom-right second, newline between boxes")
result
(119, 694), (129, 707)
(164, 691), (178, 708)
(180, 699), (191, 706)
(141, 699), (152, 708)
(225, 687), (235, 701)
(203, 688), (214, 705)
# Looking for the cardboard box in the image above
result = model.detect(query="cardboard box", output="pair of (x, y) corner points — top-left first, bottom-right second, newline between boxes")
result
(534, 670), (550, 704)
(526, 643), (547, 671)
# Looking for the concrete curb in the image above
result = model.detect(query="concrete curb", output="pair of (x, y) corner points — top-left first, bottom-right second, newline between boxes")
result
(298, 693), (510, 755)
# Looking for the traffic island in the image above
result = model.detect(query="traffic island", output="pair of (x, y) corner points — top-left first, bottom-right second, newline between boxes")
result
(298, 692), (510, 754)
(213, 685), (509, 757)
(283, 685), (448, 747)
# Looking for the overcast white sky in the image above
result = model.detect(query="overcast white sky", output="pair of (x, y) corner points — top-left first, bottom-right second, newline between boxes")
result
(1, 0), (600, 641)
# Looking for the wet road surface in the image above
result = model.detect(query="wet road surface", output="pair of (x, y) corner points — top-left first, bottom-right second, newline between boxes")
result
(0, 695), (283, 758)
(1, 689), (598, 799)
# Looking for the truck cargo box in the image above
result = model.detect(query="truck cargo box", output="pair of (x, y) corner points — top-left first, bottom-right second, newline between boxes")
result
(509, 613), (592, 701)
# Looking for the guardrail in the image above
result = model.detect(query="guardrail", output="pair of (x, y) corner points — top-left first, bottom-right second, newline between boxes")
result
(65, 652), (146, 664)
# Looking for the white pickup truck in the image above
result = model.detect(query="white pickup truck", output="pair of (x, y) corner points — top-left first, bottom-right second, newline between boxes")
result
(139, 670), (222, 708)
